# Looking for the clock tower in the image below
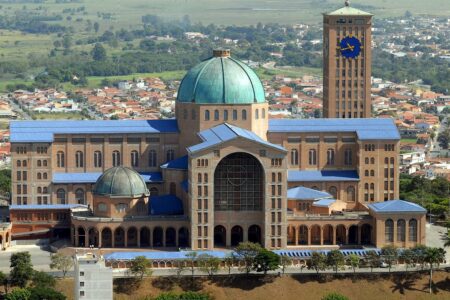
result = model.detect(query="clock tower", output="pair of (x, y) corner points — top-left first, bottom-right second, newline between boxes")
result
(322, 1), (373, 118)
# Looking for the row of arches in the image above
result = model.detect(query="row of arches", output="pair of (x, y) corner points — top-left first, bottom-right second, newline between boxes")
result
(74, 226), (189, 248)
(385, 218), (417, 243)
(213, 225), (262, 247)
(287, 224), (372, 246)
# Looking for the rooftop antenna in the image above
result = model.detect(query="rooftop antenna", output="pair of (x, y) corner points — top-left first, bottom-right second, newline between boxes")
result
(345, 0), (350, 7)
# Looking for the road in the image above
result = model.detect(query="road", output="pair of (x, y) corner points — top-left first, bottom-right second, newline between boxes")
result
(5, 97), (32, 120)
(429, 115), (448, 154)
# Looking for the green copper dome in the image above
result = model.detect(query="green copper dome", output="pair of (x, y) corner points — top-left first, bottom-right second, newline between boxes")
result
(93, 166), (149, 198)
(177, 50), (265, 104)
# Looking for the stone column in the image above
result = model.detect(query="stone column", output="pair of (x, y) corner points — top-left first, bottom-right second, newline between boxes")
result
(243, 226), (248, 242)
(162, 228), (166, 247)
(226, 226), (231, 247)
(320, 227), (323, 246)
(98, 229), (102, 248)
(307, 227), (311, 245)
(333, 226), (336, 245)
(175, 229), (179, 248)
(357, 226), (361, 245)
(111, 231), (115, 248)
(75, 229), (79, 247)
(295, 226), (299, 246)
(124, 229), (128, 248)
(137, 229), (141, 248)
(345, 227), (349, 244)
(84, 233), (89, 248)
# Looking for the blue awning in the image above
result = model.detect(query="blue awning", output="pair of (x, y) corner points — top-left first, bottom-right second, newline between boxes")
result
(160, 155), (188, 170)
(150, 194), (183, 215)
(288, 170), (359, 182)
(53, 172), (163, 184)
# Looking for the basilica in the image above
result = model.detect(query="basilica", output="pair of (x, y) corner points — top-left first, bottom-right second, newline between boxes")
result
(6, 5), (427, 252)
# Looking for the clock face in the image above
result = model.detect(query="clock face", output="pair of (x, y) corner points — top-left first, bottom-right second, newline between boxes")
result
(339, 36), (362, 59)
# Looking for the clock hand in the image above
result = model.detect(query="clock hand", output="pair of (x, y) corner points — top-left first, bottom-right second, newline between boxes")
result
(346, 42), (354, 51)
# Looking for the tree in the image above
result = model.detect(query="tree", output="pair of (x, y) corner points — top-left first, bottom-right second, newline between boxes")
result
(185, 251), (198, 277)
(31, 271), (56, 288)
(91, 43), (107, 61)
(309, 252), (327, 274)
(253, 248), (280, 275)
(0, 271), (9, 294)
(129, 256), (152, 280)
(381, 245), (398, 272)
(62, 35), (72, 50)
(321, 292), (349, 300)
(28, 287), (66, 300)
(223, 253), (237, 275)
(197, 254), (221, 277)
(327, 250), (345, 274)
(235, 242), (262, 275)
(347, 254), (360, 273)
(4, 288), (31, 300)
(399, 249), (416, 271)
(49, 253), (73, 278)
(365, 251), (380, 272)
(10, 252), (33, 288)
(94, 22), (100, 33)
(279, 255), (292, 275)
(412, 245), (427, 270)
(172, 260), (187, 278)
(424, 247), (446, 294)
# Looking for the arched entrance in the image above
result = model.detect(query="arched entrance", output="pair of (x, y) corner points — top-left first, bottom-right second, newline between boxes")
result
(287, 226), (296, 245)
(310, 225), (321, 245)
(214, 153), (264, 211)
(88, 228), (98, 247)
(323, 225), (333, 245)
(127, 227), (138, 247)
(114, 227), (125, 247)
(299, 225), (308, 245)
(231, 225), (243, 246)
(101, 228), (112, 247)
(348, 225), (358, 244)
(248, 225), (261, 244)
(166, 227), (176, 247)
(361, 224), (372, 245)
(77, 227), (85, 247)
(178, 227), (189, 247)
(336, 225), (346, 245)
(140, 227), (150, 247)
(153, 227), (163, 247)
(214, 225), (226, 247)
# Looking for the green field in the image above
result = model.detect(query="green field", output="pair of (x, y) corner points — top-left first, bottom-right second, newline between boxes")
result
(401, 138), (419, 144)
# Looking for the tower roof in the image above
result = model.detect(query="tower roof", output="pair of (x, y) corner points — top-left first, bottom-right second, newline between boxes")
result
(177, 50), (265, 104)
(324, 1), (373, 16)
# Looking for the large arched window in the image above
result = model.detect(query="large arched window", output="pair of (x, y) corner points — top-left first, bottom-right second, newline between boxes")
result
(56, 189), (66, 204)
(223, 110), (228, 121)
(148, 150), (157, 167)
(112, 150), (121, 167)
(397, 219), (405, 242)
(291, 149), (299, 165)
(57, 151), (65, 168)
(347, 186), (355, 201)
(214, 110), (219, 121)
(242, 109), (247, 120)
(75, 151), (84, 168)
(308, 149), (317, 165)
(326, 148), (335, 166)
(94, 151), (102, 168)
(204, 110), (210, 121)
(329, 186), (337, 199)
(344, 149), (352, 165)
(232, 110), (237, 120)
(255, 109), (259, 119)
(166, 149), (175, 162)
(75, 188), (85, 204)
(409, 219), (417, 242)
(385, 219), (394, 242)
(131, 150), (139, 167)
(214, 153), (263, 211)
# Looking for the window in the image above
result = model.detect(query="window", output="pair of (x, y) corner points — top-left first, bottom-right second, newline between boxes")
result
(409, 219), (417, 242)
(233, 109), (237, 120)
(308, 149), (317, 165)
(57, 151), (65, 168)
(204, 173), (208, 183)
(291, 149), (299, 165)
(214, 110), (219, 121)
(371, 158), (375, 164)
(329, 186), (337, 199)
(80, 282), (84, 287)
(75, 189), (85, 204)
(205, 110), (210, 121)
(17, 160), (21, 167)
(262, 108), (266, 119)
(385, 219), (394, 242)
(183, 109), (188, 119)
(93, 151), (102, 168)
(37, 160), (41, 167)
(242, 109), (247, 120)
(57, 189), (66, 204)
(148, 150), (157, 167)
(75, 151), (84, 168)
(198, 173), (202, 183)
(223, 110), (228, 121)
(397, 219), (405, 242)
(37, 173), (42, 180)
(116, 203), (128, 213)
(98, 203), (107, 212)
(326, 149), (335, 166)
(255, 109), (259, 119)
(166, 149), (175, 162)
(131, 150), (139, 167)
(344, 149), (352, 165)
(17, 171), (21, 181)
(112, 150), (121, 167)
(347, 186), (355, 201)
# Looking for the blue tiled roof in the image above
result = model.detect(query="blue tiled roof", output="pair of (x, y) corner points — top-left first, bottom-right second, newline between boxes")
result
(53, 172), (163, 184)
(150, 194), (183, 215)
(273, 249), (382, 258)
(10, 204), (87, 210)
(368, 200), (426, 213)
(288, 170), (359, 182)
(268, 118), (400, 140)
(287, 186), (332, 200)
(104, 250), (229, 261)
(312, 199), (336, 207)
(10, 120), (179, 143)
(188, 123), (286, 154)
(160, 155), (188, 170)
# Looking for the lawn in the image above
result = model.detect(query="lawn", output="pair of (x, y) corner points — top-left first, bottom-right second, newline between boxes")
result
(54, 271), (450, 300)
(401, 138), (419, 144)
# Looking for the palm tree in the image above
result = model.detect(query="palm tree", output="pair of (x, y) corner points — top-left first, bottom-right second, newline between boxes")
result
(424, 247), (446, 294)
